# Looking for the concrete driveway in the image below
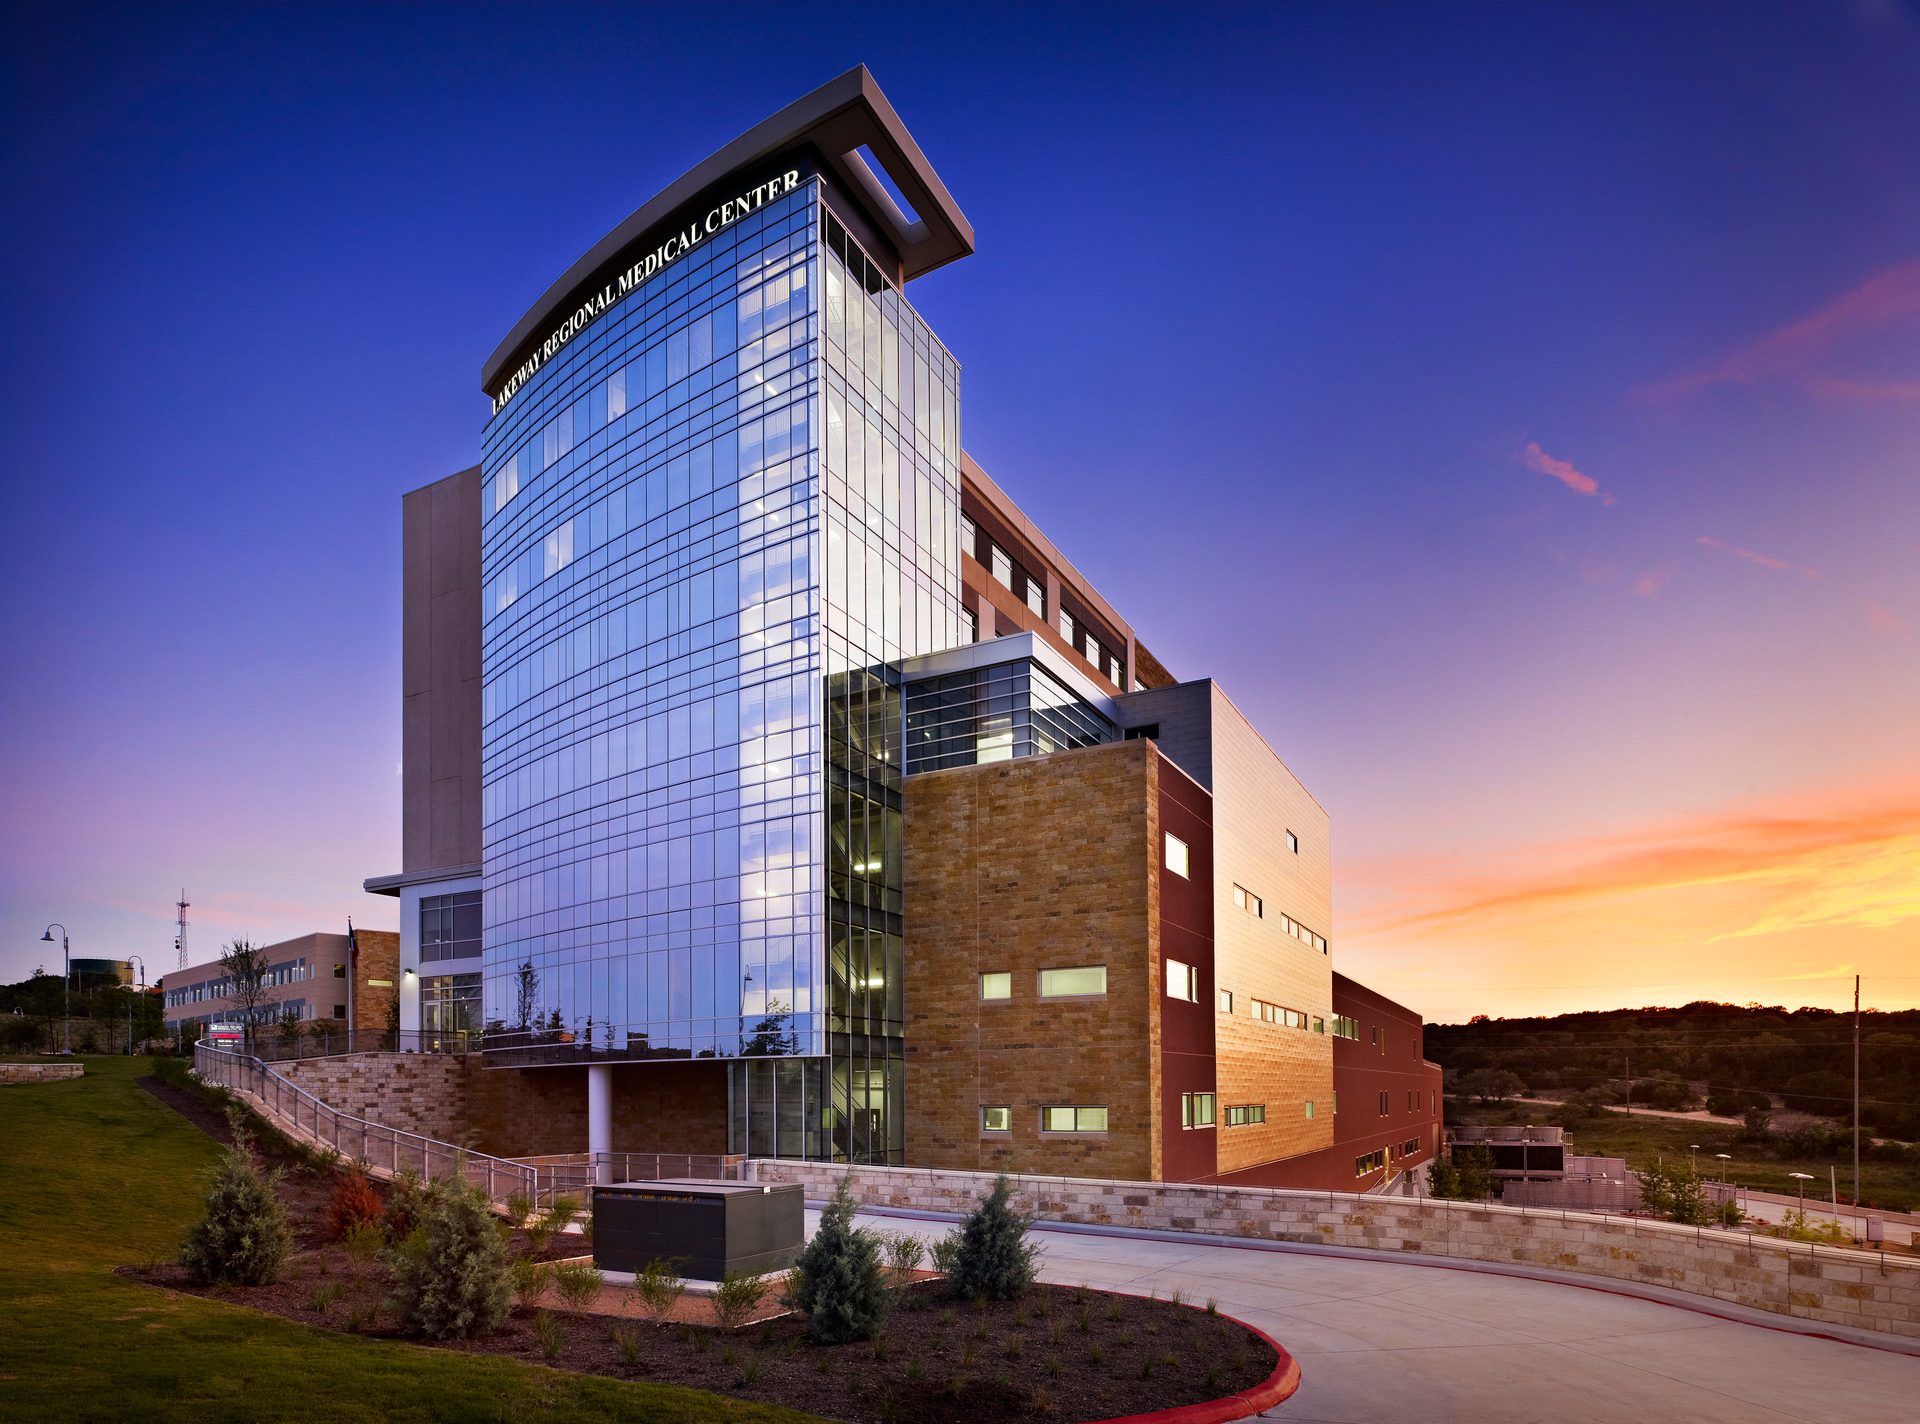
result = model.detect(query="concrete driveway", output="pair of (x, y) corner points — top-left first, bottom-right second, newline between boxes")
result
(838, 1208), (1920, 1424)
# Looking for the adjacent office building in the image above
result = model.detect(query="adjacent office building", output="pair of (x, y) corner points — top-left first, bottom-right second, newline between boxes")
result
(366, 67), (1440, 1190)
(160, 931), (399, 1038)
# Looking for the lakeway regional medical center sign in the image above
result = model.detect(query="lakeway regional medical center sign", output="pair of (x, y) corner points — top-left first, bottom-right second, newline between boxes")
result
(491, 168), (804, 415)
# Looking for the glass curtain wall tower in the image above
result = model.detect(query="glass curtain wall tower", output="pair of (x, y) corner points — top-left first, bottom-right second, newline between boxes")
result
(476, 70), (969, 1164)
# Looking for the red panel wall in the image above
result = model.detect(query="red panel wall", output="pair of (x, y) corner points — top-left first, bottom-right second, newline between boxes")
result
(1155, 754), (1217, 1182)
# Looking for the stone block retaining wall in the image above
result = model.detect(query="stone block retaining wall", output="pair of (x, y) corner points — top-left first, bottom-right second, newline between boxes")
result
(282, 1053), (470, 1143)
(748, 1160), (1920, 1342)
(0, 1062), (84, 1084)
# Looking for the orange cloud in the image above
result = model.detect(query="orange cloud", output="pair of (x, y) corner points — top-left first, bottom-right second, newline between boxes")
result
(1344, 786), (1920, 949)
(1695, 534), (1818, 580)
(1640, 260), (1920, 402)
(1519, 442), (1615, 505)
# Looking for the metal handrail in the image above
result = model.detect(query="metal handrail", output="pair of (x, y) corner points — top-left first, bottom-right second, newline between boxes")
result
(193, 1042), (537, 1203)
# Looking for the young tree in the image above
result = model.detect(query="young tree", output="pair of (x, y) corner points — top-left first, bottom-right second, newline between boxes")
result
(784, 1177), (891, 1342)
(180, 1118), (293, 1285)
(386, 1176), (513, 1339)
(947, 1174), (1038, 1301)
(1452, 1145), (1496, 1200)
(217, 938), (280, 1040)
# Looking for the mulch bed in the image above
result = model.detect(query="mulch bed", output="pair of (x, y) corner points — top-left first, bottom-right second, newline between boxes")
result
(131, 1072), (1279, 1422)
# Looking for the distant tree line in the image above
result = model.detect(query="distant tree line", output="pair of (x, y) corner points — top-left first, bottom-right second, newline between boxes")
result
(1427, 1001), (1920, 1140)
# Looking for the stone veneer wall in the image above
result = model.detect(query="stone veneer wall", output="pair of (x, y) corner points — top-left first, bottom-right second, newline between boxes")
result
(279, 1053), (729, 1159)
(746, 1160), (1920, 1342)
(282, 1053), (471, 1143)
(0, 1062), (84, 1084)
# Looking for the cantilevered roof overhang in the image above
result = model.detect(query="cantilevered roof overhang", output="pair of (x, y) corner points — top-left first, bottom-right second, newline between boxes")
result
(481, 65), (972, 407)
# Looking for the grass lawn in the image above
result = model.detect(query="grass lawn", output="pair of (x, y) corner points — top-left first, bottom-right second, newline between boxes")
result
(0, 1056), (822, 1424)
(1457, 1099), (1920, 1211)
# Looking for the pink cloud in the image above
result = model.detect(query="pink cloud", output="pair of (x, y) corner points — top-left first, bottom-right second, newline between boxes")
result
(1632, 565), (1674, 598)
(1806, 376), (1920, 406)
(1695, 535), (1819, 580)
(1641, 260), (1920, 402)
(1519, 442), (1615, 505)
(1866, 600), (1912, 640)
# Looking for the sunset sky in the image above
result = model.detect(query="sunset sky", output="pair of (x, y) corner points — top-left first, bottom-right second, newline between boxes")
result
(2, 2), (1915, 1021)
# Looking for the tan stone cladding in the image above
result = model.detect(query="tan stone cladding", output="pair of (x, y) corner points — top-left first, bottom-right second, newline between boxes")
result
(351, 930), (400, 1033)
(903, 741), (1160, 1180)
(749, 1161), (1920, 1342)
(281, 1054), (727, 1157)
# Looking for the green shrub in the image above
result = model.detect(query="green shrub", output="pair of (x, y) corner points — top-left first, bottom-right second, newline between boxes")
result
(545, 1194), (581, 1236)
(382, 1168), (425, 1244)
(503, 1189), (533, 1227)
(631, 1257), (686, 1325)
(341, 1219), (384, 1275)
(179, 1128), (292, 1286)
(511, 1256), (551, 1308)
(884, 1232), (925, 1287)
(1637, 1161), (1713, 1225)
(386, 1177), (513, 1339)
(710, 1268), (769, 1331)
(783, 1178), (891, 1343)
(946, 1174), (1038, 1302)
(929, 1230), (961, 1275)
(552, 1260), (605, 1311)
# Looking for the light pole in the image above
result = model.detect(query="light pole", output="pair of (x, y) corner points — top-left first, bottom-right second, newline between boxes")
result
(1715, 1152), (1732, 1186)
(1789, 1171), (1814, 1226)
(127, 955), (146, 1054)
(1689, 1143), (1700, 1175)
(40, 925), (70, 1054)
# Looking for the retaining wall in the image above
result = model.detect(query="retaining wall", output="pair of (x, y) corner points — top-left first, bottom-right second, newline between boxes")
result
(0, 1062), (84, 1084)
(282, 1053), (470, 1142)
(747, 1160), (1920, 1342)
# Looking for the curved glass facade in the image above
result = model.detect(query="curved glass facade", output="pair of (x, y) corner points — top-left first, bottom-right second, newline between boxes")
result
(479, 177), (961, 1162)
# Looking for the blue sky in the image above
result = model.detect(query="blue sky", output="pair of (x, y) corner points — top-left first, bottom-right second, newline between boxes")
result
(4, 2), (1917, 1017)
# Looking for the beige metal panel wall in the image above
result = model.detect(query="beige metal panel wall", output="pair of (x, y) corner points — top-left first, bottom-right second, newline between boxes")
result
(1203, 685), (1335, 1173)
(400, 466), (484, 875)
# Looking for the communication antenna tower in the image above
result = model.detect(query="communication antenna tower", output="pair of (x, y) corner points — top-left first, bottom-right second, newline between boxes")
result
(175, 889), (191, 969)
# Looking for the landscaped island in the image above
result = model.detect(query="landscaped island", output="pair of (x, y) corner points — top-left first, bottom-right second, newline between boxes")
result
(121, 1055), (1285, 1424)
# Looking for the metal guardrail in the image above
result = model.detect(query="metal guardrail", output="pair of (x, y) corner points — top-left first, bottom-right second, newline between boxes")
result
(194, 1042), (537, 1203)
(231, 1029), (468, 1064)
(513, 1152), (746, 1202)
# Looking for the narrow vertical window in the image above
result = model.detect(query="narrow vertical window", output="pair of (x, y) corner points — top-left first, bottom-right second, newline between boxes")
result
(1164, 833), (1189, 879)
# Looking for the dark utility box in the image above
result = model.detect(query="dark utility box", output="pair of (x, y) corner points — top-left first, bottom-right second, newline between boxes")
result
(592, 1178), (803, 1279)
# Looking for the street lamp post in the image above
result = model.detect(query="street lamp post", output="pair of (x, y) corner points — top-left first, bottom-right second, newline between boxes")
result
(1788, 1171), (1815, 1226)
(1715, 1152), (1732, 1187)
(126, 955), (147, 1055)
(1689, 1143), (1700, 1175)
(40, 925), (70, 1054)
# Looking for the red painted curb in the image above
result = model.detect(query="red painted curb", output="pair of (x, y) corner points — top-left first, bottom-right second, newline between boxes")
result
(1082, 1295), (1302, 1424)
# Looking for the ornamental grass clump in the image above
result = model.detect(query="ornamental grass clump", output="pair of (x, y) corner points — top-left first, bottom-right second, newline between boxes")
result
(946, 1174), (1038, 1302)
(631, 1257), (687, 1325)
(386, 1176), (513, 1339)
(179, 1122), (292, 1286)
(783, 1178), (891, 1343)
(552, 1260), (605, 1312)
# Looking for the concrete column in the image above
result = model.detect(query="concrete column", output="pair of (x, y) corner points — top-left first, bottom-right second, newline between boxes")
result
(587, 1063), (613, 1185)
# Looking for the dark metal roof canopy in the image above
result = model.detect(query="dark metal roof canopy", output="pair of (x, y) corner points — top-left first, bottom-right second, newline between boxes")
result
(480, 65), (973, 401)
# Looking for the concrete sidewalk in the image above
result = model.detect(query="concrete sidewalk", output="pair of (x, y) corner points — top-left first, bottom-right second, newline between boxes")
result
(836, 1207), (1920, 1423)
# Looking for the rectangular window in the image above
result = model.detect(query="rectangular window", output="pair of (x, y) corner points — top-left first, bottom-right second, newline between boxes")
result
(1180, 1092), (1216, 1129)
(1312, 1016), (1325, 1034)
(1232, 884), (1263, 917)
(982, 1106), (1011, 1133)
(1043, 1105), (1108, 1133)
(1225, 1103), (1266, 1127)
(1166, 958), (1199, 1003)
(961, 514), (977, 560)
(1038, 965), (1107, 998)
(1355, 1150), (1385, 1177)
(990, 544), (1013, 589)
(332, 1004), (346, 1020)
(1084, 632), (1099, 664)
(1286, 829), (1300, 854)
(1304, 1100), (1315, 1119)
(980, 971), (1012, 1001)
(1164, 832), (1189, 879)
(1025, 579), (1044, 618)
(962, 605), (978, 643)
(1379, 1091), (1391, 1116)
(1060, 610), (1076, 645)
(1217, 988), (1233, 1014)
